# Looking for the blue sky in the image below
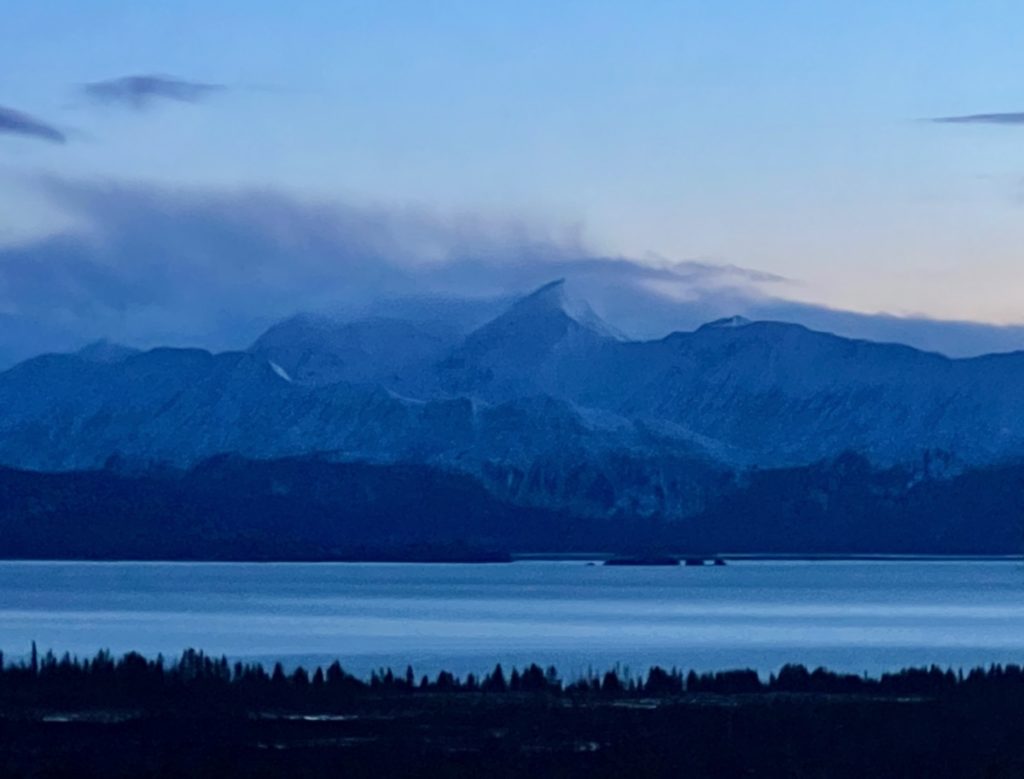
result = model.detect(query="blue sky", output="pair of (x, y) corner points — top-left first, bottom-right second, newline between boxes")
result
(2, 1), (1024, 359)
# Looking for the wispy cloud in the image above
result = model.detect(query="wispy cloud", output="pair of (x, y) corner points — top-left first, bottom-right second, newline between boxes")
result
(931, 112), (1024, 125)
(0, 106), (65, 144)
(82, 74), (224, 110)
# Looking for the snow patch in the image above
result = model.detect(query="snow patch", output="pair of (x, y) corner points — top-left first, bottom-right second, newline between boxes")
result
(268, 361), (293, 382)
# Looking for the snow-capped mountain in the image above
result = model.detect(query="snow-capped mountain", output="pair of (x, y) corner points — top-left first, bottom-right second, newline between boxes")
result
(3, 280), (1024, 518)
(432, 279), (619, 400)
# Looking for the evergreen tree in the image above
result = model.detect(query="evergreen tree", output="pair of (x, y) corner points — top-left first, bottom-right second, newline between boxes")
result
(602, 670), (622, 694)
(482, 663), (507, 693)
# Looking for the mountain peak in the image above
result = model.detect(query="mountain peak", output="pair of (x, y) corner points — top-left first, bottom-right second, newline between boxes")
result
(513, 279), (567, 311)
(698, 315), (753, 331)
(506, 279), (621, 338)
(436, 280), (617, 397)
(462, 280), (574, 348)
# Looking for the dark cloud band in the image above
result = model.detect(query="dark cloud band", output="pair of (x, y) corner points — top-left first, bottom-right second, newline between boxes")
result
(931, 112), (1024, 125)
(0, 106), (65, 144)
(0, 176), (1020, 366)
(82, 75), (224, 109)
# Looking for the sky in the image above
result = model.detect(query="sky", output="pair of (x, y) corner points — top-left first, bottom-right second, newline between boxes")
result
(2, 0), (1024, 363)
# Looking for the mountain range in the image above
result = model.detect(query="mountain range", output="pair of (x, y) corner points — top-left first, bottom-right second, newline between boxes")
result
(1, 279), (1023, 530)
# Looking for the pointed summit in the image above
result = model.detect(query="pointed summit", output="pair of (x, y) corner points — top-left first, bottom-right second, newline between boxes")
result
(500, 278), (621, 339)
(514, 278), (567, 310)
(436, 280), (616, 399)
(463, 280), (615, 352)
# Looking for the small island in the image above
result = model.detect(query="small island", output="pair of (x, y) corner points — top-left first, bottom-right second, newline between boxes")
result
(604, 555), (680, 567)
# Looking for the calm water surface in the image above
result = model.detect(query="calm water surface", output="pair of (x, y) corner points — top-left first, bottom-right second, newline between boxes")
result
(2, 560), (1024, 676)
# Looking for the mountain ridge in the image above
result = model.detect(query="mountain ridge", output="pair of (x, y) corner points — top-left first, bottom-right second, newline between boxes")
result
(3, 280), (1024, 521)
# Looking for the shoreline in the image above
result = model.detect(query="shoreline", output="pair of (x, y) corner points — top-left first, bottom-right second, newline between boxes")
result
(1, 553), (1023, 564)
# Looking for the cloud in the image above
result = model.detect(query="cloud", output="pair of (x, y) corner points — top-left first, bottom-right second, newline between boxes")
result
(81, 75), (224, 109)
(930, 112), (1024, 125)
(0, 106), (65, 144)
(0, 176), (1022, 367)
(0, 176), (780, 362)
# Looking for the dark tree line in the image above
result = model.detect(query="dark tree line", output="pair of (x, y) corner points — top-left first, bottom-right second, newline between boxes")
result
(11, 646), (1024, 777)
(2, 645), (1023, 711)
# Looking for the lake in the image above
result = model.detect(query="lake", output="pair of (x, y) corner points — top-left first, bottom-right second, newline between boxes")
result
(3, 560), (1024, 677)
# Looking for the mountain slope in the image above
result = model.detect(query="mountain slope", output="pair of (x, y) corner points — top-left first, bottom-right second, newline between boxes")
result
(249, 314), (458, 388)
(556, 319), (1024, 465)
(0, 342), (720, 517)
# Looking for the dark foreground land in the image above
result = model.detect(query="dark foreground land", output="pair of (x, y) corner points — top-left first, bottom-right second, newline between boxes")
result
(4, 650), (1024, 777)
(5, 452), (1024, 561)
